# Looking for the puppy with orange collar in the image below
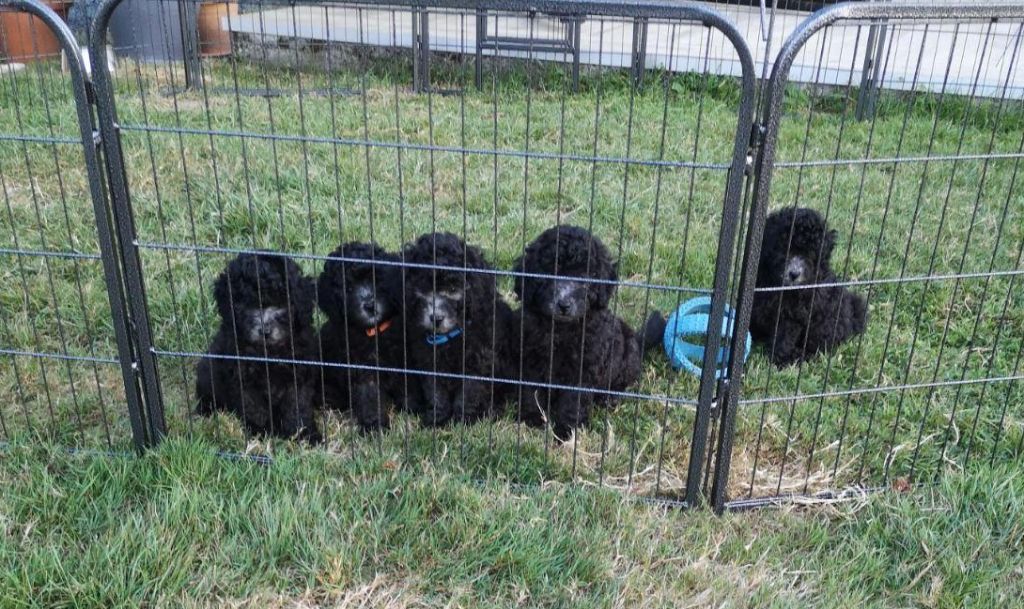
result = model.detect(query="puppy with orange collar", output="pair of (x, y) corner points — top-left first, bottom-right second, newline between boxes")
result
(317, 242), (411, 432)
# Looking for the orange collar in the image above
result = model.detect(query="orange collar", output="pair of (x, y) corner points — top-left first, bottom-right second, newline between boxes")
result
(365, 319), (393, 337)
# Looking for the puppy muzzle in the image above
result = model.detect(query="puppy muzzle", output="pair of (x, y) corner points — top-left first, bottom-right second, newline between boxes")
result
(783, 257), (809, 287)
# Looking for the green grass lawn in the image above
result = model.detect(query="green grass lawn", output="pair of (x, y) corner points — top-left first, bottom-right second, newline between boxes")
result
(1, 45), (1022, 507)
(0, 438), (1022, 608)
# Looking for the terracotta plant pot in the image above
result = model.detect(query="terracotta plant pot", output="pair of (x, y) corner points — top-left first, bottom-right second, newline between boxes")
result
(0, 0), (71, 62)
(198, 1), (237, 57)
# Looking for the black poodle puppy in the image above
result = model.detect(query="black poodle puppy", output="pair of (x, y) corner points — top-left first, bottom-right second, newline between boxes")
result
(511, 225), (665, 440)
(317, 241), (409, 432)
(195, 252), (321, 443)
(750, 207), (867, 367)
(403, 232), (514, 427)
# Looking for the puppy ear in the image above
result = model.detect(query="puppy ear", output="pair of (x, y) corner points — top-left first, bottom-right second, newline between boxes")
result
(291, 274), (315, 322)
(462, 242), (496, 299)
(511, 256), (525, 301)
(822, 229), (838, 263)
(315, 268), (333, 315)
(317, 257), (343, 318)
(213, 268), (234, 321)
(589, 259), (618, 311)
(462, 242), (488, 271)
(378, 253), (402, 308)
(281, 260), (312, 322)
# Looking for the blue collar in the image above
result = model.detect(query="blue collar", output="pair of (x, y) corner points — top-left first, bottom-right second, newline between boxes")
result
(426, 327), (462, 346)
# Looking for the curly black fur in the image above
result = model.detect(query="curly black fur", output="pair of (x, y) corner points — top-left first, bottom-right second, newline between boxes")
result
(317, 241), (410, 432)
(195, 252), (321, 443)
(511, 225), (664, 440)
(750, 207), (868, 367)
(403, 232), (514, 427)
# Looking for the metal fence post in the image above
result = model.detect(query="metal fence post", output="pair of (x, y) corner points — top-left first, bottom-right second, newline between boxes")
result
(631, 17), (648, 88)
(570, 14), (581, 92)
(90, 0), (168, 443)
(475, 8), (485, 89)
(177, 0), (202, 90)
(412, 7), (430, 93)
(682, 12), (757, 509)
(855, 20), (887, 121)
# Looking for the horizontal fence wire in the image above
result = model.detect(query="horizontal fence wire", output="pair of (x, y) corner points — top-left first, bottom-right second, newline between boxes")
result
(132, 240), (717, 296)
(0, 247), (103, 260)
(152, 349), (701, 407)
(115, 124), (734, 171)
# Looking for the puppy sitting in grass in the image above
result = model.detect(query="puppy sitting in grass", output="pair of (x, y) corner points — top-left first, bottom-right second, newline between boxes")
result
(403, 232), (515, 427)
(511, 225), (665, 441)
(751, 207), (867, 367)
(196, 252), (321, 443)
(317, 242), (409, 432)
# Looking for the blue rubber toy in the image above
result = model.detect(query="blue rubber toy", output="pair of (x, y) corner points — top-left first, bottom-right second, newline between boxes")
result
(663, 296), (751, 379)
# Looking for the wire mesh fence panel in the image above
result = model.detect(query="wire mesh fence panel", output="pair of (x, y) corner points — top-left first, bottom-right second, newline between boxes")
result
(714, 3), (1024, 510)
(89, 0), (755, 505)
(0, 0), (147, 452)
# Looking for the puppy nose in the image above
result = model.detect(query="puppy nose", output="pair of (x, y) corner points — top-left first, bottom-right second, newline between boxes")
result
(557, 299), (572, 314)
(787, 269), (801, 282)
(362, 301), (377, 314)
(430, 313), (446, 325)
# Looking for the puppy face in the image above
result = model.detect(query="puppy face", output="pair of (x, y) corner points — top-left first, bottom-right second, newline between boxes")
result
(782, 255), (811, 287)
(514, 225), (617, 323)
(348, 283), (390, 328)
(535, 278), (588, 321)
(414, 286), (464, 334)
(760, 208), (837, 288)
(319, 242), (397, 330)
(404, 232), (494, 337)
(215, 252), (314, 352)
(243, 306), (290, 347)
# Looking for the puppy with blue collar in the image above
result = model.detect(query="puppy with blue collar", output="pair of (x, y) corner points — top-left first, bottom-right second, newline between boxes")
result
(402, 232), (515, 427)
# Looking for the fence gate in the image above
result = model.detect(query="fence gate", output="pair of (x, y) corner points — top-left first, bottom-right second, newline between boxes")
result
(87, 0), (756, 507)
(0, 0), (150, 452)
(713, 2), (1024, 511)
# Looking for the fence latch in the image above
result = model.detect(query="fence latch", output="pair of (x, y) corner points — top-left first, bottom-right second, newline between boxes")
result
(711, 378), (733, 417)
(748, 122), (766, 151)
(745, 123), (766, 175)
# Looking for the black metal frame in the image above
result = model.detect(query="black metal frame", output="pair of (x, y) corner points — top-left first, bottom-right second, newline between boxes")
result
(2, 0), (1022, 512)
